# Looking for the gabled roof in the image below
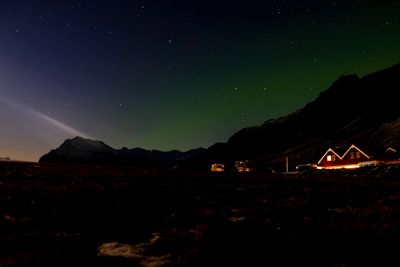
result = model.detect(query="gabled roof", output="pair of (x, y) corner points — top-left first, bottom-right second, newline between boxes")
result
(341, 144), (370, 159)
(386, 147), (398, 153)
(317, 148), (342, 165)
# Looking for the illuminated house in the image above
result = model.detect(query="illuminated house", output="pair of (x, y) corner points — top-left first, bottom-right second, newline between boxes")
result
(318, 144), (378, 169)
(382, 147), (400, 163)
(235, 160), (255, 172)
(211, 163), (225, 172)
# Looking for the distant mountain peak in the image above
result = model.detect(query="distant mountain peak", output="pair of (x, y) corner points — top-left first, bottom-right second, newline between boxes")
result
(65, 136), (105, 145)
(40, 137), (205, 167)
(59, 136), (114, 152)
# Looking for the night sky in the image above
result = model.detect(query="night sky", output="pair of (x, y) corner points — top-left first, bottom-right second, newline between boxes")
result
(0, 1), (399, 161)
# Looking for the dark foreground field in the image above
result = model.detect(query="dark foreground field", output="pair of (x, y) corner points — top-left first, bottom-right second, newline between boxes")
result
(1, 162), (400, 266)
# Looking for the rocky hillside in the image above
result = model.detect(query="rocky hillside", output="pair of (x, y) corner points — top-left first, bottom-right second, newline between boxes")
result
(199, 63), (400, 169)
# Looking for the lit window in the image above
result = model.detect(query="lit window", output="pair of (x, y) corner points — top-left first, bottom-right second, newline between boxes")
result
(350, 152), (354, 159)
(327, 155), (332, 161)
(356, 152), (361, 158)
(332, 155), (336, 161)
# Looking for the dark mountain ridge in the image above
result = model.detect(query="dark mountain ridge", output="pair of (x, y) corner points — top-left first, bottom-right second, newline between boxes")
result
(41, 63), (400, 170)
(201, 63), (400, 170)
(39, 136), (206, 167)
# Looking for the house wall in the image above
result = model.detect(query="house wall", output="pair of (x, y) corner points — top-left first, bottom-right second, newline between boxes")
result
(319, 151), (341, 167)
(341, 147), (369, 165)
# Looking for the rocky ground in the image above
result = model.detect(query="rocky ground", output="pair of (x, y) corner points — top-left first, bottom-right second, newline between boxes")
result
(1, 162), (400, 266)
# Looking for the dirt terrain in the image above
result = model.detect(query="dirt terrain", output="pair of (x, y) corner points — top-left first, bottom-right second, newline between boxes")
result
(1, 162), (400, 266)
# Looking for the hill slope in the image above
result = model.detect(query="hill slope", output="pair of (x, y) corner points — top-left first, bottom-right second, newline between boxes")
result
(200, 63), (400, 169)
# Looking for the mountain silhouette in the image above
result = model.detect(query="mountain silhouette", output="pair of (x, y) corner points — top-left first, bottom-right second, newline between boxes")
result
(39, 136), (205, 167)
(41, 63), (400, 170)
(196, 63), (400, 170)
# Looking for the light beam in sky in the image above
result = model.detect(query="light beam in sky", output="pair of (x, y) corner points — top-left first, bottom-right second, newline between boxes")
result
(28, 109), (90, 139)
(0, 95), (90, 139)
